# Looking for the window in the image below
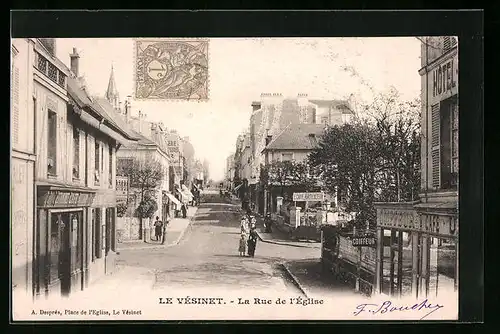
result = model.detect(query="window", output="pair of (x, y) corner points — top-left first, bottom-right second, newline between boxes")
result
(94, 141), (100, 185)
(92, 208), (102, 260)
(109, 146), (113, 188)
(430, 97), (459, 190)
(73, 127), (80, 180)
(321, 116), (328, 125)
(47, 110), (57, 176)
(282, 153), (293, 162)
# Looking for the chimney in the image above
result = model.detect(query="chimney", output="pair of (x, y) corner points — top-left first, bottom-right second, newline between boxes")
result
(251, 101), (261, 112)
(70, 47), (80, 77)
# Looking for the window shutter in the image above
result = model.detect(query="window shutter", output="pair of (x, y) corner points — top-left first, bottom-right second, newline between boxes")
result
(12, 66), (20, 145)
(431, 103), (441, 188)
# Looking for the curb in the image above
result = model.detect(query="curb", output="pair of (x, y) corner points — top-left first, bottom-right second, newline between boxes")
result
(255, 230), (320, 249)
(280, 263), (309, 298)
(117, 208), (198, 251)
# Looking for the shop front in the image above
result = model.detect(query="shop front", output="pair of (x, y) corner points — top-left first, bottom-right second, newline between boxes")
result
(374, 202), (458, 298)
(34, 184), (95, 298)
(89, 190), (118, 284)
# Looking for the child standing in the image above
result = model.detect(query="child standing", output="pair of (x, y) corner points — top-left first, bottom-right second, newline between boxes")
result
(239, 233), (247, 256)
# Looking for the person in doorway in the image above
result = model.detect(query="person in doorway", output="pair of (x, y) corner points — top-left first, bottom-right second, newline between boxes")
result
(154, 216), (163, 242)
(247, 226), (258, 257)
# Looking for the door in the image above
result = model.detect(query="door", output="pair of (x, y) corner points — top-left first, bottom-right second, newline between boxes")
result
(50, 213), (71, 296)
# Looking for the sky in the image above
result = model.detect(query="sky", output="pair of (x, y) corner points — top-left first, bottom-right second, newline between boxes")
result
(55, 37), (422, 181)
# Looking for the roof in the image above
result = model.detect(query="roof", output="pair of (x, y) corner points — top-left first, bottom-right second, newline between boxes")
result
(262, 123), (326, 151)
(309, 99), (354, 114)
(92, 97), (140, 140)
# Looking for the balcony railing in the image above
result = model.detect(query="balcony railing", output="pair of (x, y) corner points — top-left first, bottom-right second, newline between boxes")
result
(116, 176), (129, 196)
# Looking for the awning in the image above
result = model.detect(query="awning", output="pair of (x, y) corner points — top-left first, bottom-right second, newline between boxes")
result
(165, 193), (182, 208)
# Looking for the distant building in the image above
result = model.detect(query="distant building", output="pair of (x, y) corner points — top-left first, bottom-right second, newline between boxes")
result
(248, 93), (353, 214)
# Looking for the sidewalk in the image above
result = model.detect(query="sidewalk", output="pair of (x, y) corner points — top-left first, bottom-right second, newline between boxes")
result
(117, 206), (198, 252)
(280, 259), (358, 298)
(253, 216), (321, 249)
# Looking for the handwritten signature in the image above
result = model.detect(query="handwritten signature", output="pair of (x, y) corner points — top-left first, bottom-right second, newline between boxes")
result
(353, 299), (444, 320)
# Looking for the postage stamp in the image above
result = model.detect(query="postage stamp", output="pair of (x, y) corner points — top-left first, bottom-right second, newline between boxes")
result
(134, 39), (209, 101)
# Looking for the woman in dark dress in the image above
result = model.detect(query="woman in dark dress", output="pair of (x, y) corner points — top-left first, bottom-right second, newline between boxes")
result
(247, 228), (258, 257)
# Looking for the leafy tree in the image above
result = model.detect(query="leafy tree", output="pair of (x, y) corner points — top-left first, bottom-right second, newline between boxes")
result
(262, 160), (318, 201)
(135, 194), (158, 220)
(116, 202), (128, 218)
(309, 122), (379, 228)
(309, 89), (421, 229)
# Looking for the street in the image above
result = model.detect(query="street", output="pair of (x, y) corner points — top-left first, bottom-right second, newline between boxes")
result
(115, 190), (318, 294)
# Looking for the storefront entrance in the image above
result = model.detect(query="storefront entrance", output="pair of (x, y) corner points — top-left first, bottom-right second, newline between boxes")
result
(48, 210), (84, 296)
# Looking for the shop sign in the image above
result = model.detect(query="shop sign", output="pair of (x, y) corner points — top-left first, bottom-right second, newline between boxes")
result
(352, 235), (376, 247)
(293, 192), (324, 202)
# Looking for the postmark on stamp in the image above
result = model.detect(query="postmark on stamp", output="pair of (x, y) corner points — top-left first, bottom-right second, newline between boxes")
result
(134, 39), (209, 101)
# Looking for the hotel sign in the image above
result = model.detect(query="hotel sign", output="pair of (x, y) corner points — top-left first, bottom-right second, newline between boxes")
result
(432, 55), (458, 98)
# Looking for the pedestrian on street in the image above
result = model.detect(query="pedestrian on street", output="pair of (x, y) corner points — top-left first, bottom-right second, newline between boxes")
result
(238, 233), (247, 256)
(181, 203), (187, 218)
(153, 216), (163, 242)
(247, 227), (258, 257)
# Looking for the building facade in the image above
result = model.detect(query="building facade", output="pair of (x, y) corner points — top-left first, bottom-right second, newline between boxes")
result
(11, 38), (36, 299)
(374, 36), (458, 298)
(10, 39), (138, 302)
(247, 93), (353, 214)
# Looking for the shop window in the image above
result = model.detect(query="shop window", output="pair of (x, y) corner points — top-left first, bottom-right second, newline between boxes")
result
(69, 212), (83, 272)
(49, 214), (64, 283)
(94, 141), (100, 185)
(73, 127), (80, 180)
(381, 229), (413, 297)
(47, 110), (57, 176)
(428, 237), (457, 296)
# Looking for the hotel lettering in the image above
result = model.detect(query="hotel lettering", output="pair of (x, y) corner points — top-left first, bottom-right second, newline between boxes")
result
(432, 58), (457, 98)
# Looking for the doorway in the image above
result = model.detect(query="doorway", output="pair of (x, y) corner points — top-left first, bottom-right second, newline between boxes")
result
(50, 213), (71, 296)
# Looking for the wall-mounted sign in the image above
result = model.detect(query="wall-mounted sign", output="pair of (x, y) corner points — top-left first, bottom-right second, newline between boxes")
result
(293, 192), (324, 202)
(432, 56), (458, 98)
(351, 236), (376, 247)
